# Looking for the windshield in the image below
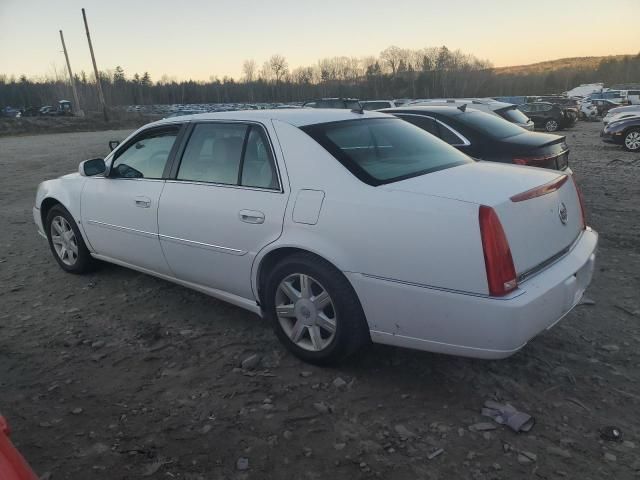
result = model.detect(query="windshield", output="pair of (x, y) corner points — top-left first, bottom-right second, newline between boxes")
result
(458, 110), (526, 139)
(302, 118), (472, 185)
(497, 106), (530, 125)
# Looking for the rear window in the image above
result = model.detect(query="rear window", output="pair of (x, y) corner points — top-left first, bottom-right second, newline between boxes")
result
(458, 110), (525, 139)
(497, 106), (530, 124)
(302, 118), (471, 186)
(362, 101), (391, 111)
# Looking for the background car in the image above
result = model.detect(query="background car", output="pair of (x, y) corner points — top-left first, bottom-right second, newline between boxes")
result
(302, 98), (361, 109)
(517, 102), (575, 132)
(601, 115), (640, 151)
(602, 104), (640, 124)
(33, 109), (596, 365)
(359, 100), (396, 110)
(579, 100), (598, 120)
(381, 105), (570, 170)
(590, 98), (621, 116)
(409, 98), (534, 130)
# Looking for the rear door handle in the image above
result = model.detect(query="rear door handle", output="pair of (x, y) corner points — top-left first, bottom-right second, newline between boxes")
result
(134, 196), (151, 208)
(239, 209), (265, 224)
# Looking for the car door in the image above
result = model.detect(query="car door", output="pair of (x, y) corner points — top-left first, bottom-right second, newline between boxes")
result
(81, 124), (183, 274)
(158, 121), (287, 299)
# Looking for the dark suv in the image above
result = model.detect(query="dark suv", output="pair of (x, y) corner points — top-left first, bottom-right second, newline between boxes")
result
(517, 102), (575, 132)
(302, 98), (361, 109)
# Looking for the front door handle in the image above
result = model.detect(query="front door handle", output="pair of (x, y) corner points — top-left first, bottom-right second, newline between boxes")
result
(239, 209), (265, 224)
(134, 196), (151, 208)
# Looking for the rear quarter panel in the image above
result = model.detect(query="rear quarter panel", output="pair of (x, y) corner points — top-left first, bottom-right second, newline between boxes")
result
(264, 120), (488, 295)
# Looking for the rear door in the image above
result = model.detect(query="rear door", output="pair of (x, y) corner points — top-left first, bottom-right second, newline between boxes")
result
(158, 121), (288, 299)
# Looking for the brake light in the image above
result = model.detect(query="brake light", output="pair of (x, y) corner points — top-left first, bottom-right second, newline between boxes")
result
(512, 154), (556, 166)
(510, 175), (568, 202)
(571, 175), (587, 229)
(479, 206), (517, 297)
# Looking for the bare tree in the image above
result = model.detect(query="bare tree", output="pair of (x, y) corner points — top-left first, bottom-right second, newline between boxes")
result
(242, 59), (256, 83)
(268, 54), (289, 83)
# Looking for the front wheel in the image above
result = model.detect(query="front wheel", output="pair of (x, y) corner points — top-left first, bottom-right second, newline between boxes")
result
(623, 129), (640, 152)
(264, 253), (370, 365)
(545, 119), (559, 132)
(45, 205), (95, 273)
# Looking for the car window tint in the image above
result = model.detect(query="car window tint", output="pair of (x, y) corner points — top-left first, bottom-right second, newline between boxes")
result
(438, 122), (465, 145)
(396, 114), (439, 136)
(241, 127), (279, 189)
(458, 110), (525, 139)
(111, 127), (179, 179)
(177, 123), (247, 184)
(302, 117), (472, 186)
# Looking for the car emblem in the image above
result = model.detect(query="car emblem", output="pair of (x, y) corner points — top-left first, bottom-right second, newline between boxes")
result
(558, 202), (568, 225)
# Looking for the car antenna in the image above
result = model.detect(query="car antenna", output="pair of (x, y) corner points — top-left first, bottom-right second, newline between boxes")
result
(458, 103), (467, 112)
(352, 101), (365, 114)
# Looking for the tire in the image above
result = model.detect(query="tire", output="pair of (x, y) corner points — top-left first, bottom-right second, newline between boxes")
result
(545, 119), (559, 132)
(263, 252), (370, 365)
(623, 128), (640, 152)
(45, 204), (95, 273)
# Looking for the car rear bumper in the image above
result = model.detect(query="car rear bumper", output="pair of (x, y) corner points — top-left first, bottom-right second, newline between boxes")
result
(347, 227), (598, 359)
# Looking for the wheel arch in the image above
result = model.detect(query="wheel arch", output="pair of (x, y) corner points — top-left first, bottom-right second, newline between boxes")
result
(253, 244), (350, 311)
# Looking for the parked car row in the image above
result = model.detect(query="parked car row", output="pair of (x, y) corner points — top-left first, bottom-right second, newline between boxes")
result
(1, 100), (75, 118)
(34, 106), (597, 365)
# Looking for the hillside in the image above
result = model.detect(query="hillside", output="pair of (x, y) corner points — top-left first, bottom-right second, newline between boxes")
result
(492, 54), (637, 75)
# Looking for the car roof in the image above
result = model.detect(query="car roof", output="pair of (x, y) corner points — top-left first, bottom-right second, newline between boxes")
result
(151, 108), (389, 128)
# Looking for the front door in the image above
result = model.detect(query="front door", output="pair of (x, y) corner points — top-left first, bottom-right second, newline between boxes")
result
(81, 125), (182, 274)
(158, 122), (288, 299)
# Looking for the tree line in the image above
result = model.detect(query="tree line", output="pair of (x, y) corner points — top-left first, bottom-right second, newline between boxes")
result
(1, 46), (639, 111)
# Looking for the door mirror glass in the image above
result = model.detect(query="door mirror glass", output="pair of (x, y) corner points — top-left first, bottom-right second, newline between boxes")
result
(79, 158), (106, 177)
(109, 140), (120, 151)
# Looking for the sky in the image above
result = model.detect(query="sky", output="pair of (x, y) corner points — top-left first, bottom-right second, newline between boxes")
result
(1, 0), (638, 82)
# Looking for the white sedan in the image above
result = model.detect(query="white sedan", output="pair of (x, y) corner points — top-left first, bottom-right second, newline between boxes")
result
(33, 109), (598, 364)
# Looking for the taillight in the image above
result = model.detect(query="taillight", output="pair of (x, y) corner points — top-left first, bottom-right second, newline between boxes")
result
(571, 175), (587, 229)
(510, 175), (568, 202)
(512, 154), (555, 166)
(479, 206), (517, 297)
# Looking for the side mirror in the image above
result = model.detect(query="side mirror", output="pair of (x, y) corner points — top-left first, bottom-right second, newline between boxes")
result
(79, 158), (106, 177)
(108, 140), (120, 151)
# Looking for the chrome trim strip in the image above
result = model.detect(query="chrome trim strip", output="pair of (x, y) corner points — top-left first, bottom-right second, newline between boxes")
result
(86, 220), (157, 238)
(357, 273), (524, 300)
(517, 231), (582, 283)
(164, 179), (281, 194)
(158, 233), (246, 256)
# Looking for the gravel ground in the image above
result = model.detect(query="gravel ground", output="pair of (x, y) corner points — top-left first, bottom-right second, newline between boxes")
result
(1, 122), (639, 480)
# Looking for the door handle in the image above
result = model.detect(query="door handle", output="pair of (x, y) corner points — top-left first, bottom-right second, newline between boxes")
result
(134, 196), (151, 208)
(239, 209), (265, 224)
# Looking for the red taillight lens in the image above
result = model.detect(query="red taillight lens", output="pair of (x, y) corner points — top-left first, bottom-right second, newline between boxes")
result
(479, 206), (517, 297)
(512, 154), (554, 166)
(571, 175), (586, 229)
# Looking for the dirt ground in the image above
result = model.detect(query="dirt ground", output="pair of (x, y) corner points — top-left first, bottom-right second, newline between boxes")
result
(1, 122), (639, 480)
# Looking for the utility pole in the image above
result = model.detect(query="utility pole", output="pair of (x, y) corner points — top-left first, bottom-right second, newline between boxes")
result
(81, 8), (108, 121)
(59, 30), (84, 117)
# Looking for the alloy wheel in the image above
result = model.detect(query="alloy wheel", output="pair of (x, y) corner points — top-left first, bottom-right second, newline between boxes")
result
(625, 131), (640, 151)
(50, 216), (78, 266)
(546, 120), (558, 132)
(275, 273), (337, 352)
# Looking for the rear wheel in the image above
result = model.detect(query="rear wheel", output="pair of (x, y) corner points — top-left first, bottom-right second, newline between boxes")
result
(545, 119), (559, 132)
(45, 205), (95, 273)
(264, 253), (370, 365)
(623, 129), (640, 151)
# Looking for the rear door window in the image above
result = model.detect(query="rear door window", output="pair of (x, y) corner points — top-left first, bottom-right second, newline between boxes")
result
(177, 123), (247, 185)
(396, 114), (439, 136)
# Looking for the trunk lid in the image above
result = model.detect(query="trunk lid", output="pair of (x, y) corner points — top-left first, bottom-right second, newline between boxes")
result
(386, 161), (582, 277)
(503, 132), (569, 170)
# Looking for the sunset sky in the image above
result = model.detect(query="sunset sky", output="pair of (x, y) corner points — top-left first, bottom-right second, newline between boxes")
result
(1, 0), (637, 81)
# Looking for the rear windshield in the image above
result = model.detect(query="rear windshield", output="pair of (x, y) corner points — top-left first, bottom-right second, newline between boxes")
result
(497, 106), (531, 125)
(458, 110), (526, 139)
(302, 118), (472, 186)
